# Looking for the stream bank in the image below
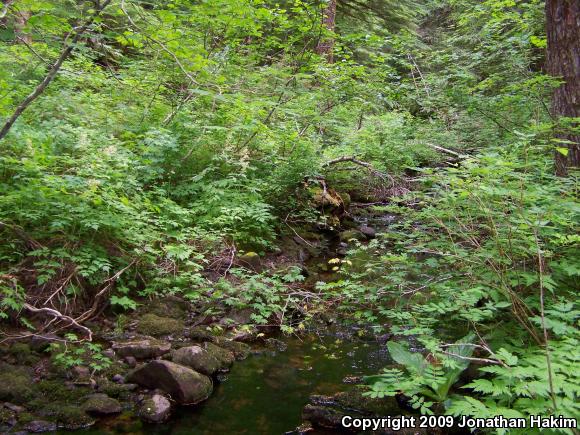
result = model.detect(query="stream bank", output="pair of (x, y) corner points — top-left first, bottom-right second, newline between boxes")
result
(1, 183), (427, 434)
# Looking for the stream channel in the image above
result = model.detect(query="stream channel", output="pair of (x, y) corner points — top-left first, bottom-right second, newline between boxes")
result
(72, 210), (405, 435)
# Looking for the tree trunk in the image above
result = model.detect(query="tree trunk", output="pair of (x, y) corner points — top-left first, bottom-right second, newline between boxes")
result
(545, 0), (580, 176)
(316, 0), (337, 63)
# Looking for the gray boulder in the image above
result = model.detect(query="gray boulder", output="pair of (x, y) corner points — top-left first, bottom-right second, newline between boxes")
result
(126, 360), (212, 404)
(112, 338), (171, 359)
(138, 394), (171, 423)
(83, 393), (122, 415)
(359, 225), (376, 239)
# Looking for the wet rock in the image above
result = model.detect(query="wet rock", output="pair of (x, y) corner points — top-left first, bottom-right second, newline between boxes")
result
(302, 404), (346, 430)
(265, 338), (288, 352)
(231, 328), (258, 343)
(136, 314), (184, 337)
(126, 360), (212, 404)
(3, 403), (25, 413)
(112, 338), (171, 359)
(203, 342), (235, 367)
(112, 374), (124, 384)
(171, 346), (221, 376)
(125, 356), (137, 368)
(359, 225), (376, 239)
(213, 339), (251, 360)
(138, 394), (171, 423)
(83, 393), (122, 415)
(301, 389), (422, 434)
(24, 420), (57, 433)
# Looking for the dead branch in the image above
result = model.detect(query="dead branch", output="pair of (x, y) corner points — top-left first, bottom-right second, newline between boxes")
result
(322, 156), (394, 186)
(75, 259), (136, 322)
(22, 303), (92, 341)
(0, 0), (113, 141)
(426, 143), (468, 159)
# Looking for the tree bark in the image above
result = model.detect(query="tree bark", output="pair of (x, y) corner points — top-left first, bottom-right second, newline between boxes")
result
(316, 0), (337, 63)
(545, 0), (580, 176)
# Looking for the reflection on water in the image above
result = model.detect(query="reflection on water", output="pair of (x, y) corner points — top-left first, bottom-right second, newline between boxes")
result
(76, 330), (392, 435)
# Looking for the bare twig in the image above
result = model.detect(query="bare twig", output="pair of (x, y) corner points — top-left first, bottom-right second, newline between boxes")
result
(22, 303), (92, 341)
(426, 143), (468, 159)
(533, 229), (558, 410)
(323, 156), (394, 186)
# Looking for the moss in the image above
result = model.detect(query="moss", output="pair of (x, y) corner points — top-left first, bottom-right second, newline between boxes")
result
(34, 379), (88, 403)
(41, 402), (94, 429)
(136, 313), (184, 336)
(16, 411), (35, 424)
(0, 363), (35, 404)
(97, 378), (134, 399)
(9, 343), (41, 365)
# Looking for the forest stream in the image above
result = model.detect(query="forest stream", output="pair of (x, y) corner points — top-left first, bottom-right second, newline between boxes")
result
(64, 209), (410, 435)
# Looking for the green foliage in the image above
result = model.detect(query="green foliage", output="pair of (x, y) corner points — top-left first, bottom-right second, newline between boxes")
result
(365, 334), (475, 412)
(49, 337), (112, 374)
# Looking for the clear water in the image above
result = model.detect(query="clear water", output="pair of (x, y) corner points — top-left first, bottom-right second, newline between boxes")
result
(81, 330), (394, 435)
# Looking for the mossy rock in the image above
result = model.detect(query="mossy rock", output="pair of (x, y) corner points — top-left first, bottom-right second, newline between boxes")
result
(34, 379), (89, 403)
(40, 402), (95, 429)
(83, 393), (122, 416)
(97, 378), (136, 399)
(213, 338), (251, 360)
(136, 313), (184, 336)
(186, 326), (216, 342)
(309, 186), (343, 208)
(0, 363), (36, 404)
(337, 192), (351, 208)
(237, 252), (261, 270)
(339, 229), (365, 242)
(202, 342), (235, 368)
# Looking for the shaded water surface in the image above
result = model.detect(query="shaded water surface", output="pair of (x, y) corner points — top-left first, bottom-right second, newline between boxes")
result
(83, 330), (393, 435)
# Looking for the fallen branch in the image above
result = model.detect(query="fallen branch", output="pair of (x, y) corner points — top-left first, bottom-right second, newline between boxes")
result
(426, 143), (469, 159)
(23, 303), (92, 341)
(0, 0), (113, 141)
(323, 156), (394, 186)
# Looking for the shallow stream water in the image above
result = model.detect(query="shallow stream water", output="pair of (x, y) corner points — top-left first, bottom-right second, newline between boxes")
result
(80, 329), (395, 434)
(73, 208), (401, 435)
